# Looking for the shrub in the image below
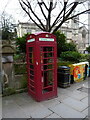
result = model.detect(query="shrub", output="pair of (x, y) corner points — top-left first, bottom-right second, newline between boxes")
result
(54, 31), (66, 56)
(3, 88), (16, 96)
(57, 60), (73, 67)
(80, 54), (89, 62)
(64, 42), (77, 52)
(16, 33), (30, 53)
(87, 54), (90, 64)
(14, 53), (26, 62)
(60, 51), (81, 62)
(14, 63), (26, 75)
(21, 74), (28, 89)
(54, 31), (77, 57)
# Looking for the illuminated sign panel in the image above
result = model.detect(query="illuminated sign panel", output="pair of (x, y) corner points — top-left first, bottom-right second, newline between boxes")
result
(27, 39), (35, 42)
(39, 38), (54, 41)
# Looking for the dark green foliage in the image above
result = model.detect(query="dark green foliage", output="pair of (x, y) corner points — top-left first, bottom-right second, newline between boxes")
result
(57, 60), (73, 67)
(80, 54), (89, 62)
(87, 54), (90, 64)
(3, 88), (16, 96)
(54, 31), (66, 56)
(86, 46), (90, 53)
(80, 54), (90, 63)
(60, 51), (81, 62)
(2, 26), (16, 40)
(14, 53), (26, 62)
(16, 33), (30, 53)
(14, 63), (26, 75)
(21, 75), (28, 89)
(54, 31), (77, 57)
(64, 42), (77, 52)
(2, 28), (11, 40)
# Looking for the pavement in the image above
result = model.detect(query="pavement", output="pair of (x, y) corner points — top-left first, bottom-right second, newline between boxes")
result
(1, 77), (90, 119)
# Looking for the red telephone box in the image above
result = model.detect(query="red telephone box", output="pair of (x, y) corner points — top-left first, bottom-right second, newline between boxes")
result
(26, 32), (57, 101)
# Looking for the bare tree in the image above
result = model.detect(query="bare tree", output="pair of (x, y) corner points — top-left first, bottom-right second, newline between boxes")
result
(19, 0), (90, 33)
(1, 12), (17, 40)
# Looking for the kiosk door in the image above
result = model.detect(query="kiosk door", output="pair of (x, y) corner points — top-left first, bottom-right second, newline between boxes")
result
(40, 46), (54, 93)
(28, 47), (35, 93)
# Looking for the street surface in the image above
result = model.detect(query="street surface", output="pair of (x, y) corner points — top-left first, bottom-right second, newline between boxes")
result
(1, 78), (90, 119)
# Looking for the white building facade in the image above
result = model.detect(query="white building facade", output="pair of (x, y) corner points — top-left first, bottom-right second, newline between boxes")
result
(16, 18), (89, 53)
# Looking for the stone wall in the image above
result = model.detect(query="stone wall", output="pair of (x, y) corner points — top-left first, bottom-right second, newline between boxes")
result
(14, 62), (27, 90)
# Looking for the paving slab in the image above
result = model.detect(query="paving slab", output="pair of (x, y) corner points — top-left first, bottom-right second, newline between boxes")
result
(56, 93), (69, 102)
(66, 82), (83, 91)
(2, 101), (29, 118)
(20, 102), (52, 118)
(58, 88), (72, 96)
(45, 113), (62, 118)
(50, 103), (86, 118)
(3, 109), (29, 118)
(41, 98), (60, 108)
(82, 108), (88, 116)
(11, 93), (35, 106)
(2, 99), (17, 114)
(62, 97), (88, 112)
(20, 92), (36, 103)
(81, 97), (88, 104)
(68, 90), (88, 100)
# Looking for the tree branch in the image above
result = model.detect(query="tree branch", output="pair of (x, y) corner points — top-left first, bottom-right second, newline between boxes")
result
(52, 1), (57, 10)
(37, 0), (47, 20)
(46, 2), (53, 31)
(19, 0), (45, 31)
(42, 1), (48, 11)
(53, 3), (90, 33)
(52, 19), (65, 33)
(63, 2), (68, 20)
(53, 2), (78, 27)
(67, 8), (90, 21)
(25, 0), (46, 30)
(19, 0), (90, 33)
(50, 2), (68, 31)
(65, 2), (78, 20)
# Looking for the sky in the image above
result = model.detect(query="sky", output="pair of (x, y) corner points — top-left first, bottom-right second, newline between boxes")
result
(0, 0), (89, 28)
(0, 0), (29, 23)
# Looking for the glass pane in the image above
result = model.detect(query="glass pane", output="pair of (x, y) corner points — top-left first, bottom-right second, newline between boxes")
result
(29, 47), (33, 52)
(48, 70), (53, 85)
(43, 87), (53, 93)
(30, 65), (34, 69)
(29, 53), (32, 58)
(41, 47), (54, 52)
(43, 70), (53, 87)
(30, 70), (34, 75)
(43, 64), (53, 70)
(41, 58), (53, 64)
(44, 53), (53, 58)
(43, 47), (54, 51)
(48, 59), (53, 63)
(30, 75), (34, 80)
(30, 59), (34, 63)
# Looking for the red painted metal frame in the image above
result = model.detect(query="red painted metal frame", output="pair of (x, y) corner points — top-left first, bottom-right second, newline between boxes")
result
(26, 32), (57, 101)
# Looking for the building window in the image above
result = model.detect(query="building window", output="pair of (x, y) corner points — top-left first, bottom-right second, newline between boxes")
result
(82, 30), (86, 38)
